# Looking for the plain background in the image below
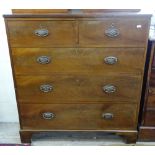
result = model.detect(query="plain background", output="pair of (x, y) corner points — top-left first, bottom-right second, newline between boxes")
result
(0, 0), (155, 122)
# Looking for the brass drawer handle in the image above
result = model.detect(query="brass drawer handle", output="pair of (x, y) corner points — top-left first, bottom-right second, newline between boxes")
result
(103, 85), (116, 93)
(37, 56), (51, 64)
(42, 112), (55, 120)
(34, 29), (49, 37)
(104, 56), (118, 65)
(105, 24), (119, 38)
(40, 84), (53, 93)
(102, 113), (113, 120)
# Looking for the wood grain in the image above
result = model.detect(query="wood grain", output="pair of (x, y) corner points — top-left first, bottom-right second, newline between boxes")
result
(79, 18), (150, 47)
(139, 42), (155, 140)
(12, 9), (70, 14)
(3, 10), (151, 143)
(7, 20), (77, 47)
(144, 109), (155, 126)
(139, 126), (155, 141)
(20, 103), (137, 130)
(150, 69), (155, 86)
(11, 47), (145, 75)
(16, 74), (142, 103)
(146, 88), (155, 108)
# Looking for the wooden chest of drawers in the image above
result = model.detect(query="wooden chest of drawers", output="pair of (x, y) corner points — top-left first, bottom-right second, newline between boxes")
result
(139, 41), (155, 140)
(4, 9), (151, 143)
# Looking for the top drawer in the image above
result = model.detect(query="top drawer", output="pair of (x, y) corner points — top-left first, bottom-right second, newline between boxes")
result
(79, 18), (150, 47)
(6, 18), (150, 47)
(6, 20), (77, 47)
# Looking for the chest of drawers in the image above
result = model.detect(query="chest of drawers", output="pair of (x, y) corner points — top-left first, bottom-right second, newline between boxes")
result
(4, 9), (151, 143)
(139, 41), (155, 140)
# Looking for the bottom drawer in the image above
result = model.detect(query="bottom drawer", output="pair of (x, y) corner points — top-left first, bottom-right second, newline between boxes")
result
(20, 103), (137, 130)
(144, 109), (155, 126)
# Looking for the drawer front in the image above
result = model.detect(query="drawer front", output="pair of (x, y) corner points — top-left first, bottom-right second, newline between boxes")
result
(144, 109), (155, 126)
(16, 74), (142, 103)
(20, 103), (137, 130)
(150, 69), (155, 86)
(147, 88), (155, 108)
(12, 48), (145, 75)
(151, 54), (155, 68)
(7, 20), (77, 47)
(79, 18), (149, 47)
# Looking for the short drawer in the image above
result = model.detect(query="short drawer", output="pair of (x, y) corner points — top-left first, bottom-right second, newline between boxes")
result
(144, 109), (155, 126)
(79, 18), (149, 47)
(16, 74), (142, 103)
(20, 103), (137, 130)
(12, 47), (145, 75)
(150, 69), (155, 87)
(7, 20), (77, 47)
(147, 89), (155, 108)
(151, 57), (155, 69)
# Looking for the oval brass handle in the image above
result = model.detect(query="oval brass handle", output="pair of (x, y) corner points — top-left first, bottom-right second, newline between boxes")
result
(104, 56), (118, 65)
(103, 85), (116, 93)
(40, 84), (53, 93)
(42, 112), (55, 120)
(105, 25), (119, 38)
(34, 29), (49, 37)
(37, 56), (51, 64)
(102, 113), (113, 120)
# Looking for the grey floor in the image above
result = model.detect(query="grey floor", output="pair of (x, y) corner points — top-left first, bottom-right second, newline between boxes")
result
(0, 122), (155, 146)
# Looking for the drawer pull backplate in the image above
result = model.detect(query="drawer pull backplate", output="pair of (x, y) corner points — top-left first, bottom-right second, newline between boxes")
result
(105, 24), (120, 38)
(37, 56), (51, 64)
(42, 112), (55, 120)
(104, 56), (118, 65)
(102, 113), (114, 120)
(34, 29), (49, 37)
(103, 85), (116, 93)
(40, 84), (53, 93)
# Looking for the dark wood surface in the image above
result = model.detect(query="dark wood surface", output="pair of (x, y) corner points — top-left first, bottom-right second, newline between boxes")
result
(15, 74), (142, 103)
(12, 9), (70, 14)
(20, 103), (137, 130)
(149, 69), (155, 86)
(79, 19), (150, 47)
(139, 42), (155, 141)
(19, 130), (138, 143)
(143, 109), (155, 126)
(4, 9), (151, 143)
(146, 88), (155, 108)
(11, 47), (145, 75)
(139, 126), (155, 140)
(7, 18), (150, 48)
(7, 20), (77, 47)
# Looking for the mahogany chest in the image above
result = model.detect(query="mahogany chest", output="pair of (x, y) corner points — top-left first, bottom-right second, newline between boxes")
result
(139, 41), (155, 140)
(3, 9), (151, 143)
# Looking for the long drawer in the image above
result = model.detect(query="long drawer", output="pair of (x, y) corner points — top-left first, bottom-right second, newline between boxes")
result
(20, 103), (137, 130)
(7, 20), (77, 47)
(79, 18), (149, 47)
(16, 74), (142, 103)
(12, 47), (145, 75)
